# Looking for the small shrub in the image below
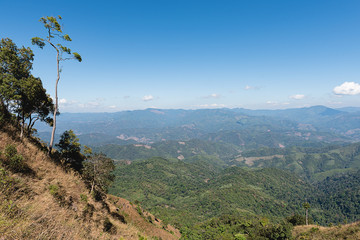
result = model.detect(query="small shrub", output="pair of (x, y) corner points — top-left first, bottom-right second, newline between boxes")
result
(49, 184), (59, 196)
(136, 206), (143, 216)
(310, 227), (319, 233)
(80, 193), (88, 203)
(138, 234), (148, 240)
(147, 215), (153, 223)
(258, 222), (293, 240)
(48, 184), (66, 205)
(2, 144), (26, 172)
(286, 214), (306, 226)
(234, 233), (247, 240)
(0, 199), (22, 218)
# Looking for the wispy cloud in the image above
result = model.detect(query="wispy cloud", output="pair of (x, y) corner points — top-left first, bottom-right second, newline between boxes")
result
(244, 85), (260, 90)
(289, 94), (305, 100)
(142, 95), (154, 101)
(333, 82), (360, 95)
(58, 98), (78, 106)
(204, 93), (221, 99)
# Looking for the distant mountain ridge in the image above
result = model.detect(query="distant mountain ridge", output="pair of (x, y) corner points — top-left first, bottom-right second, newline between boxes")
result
(35, 105), (359, 148)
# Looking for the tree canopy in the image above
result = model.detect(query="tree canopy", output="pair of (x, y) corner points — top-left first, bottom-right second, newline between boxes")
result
(56, 130), (84, 172)
(0, 38), (54, 136)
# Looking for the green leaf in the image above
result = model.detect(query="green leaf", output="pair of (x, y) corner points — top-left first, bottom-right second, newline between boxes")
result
(63, 34), (72, 41)
(73, 52), (82, 62)
(31, 37), (46, 49)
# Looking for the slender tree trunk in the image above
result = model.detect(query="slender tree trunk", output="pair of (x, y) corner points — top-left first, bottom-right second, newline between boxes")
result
(20, 117), (24, 138)
(306, 209), (308, 225)
(91, 181), (95, 194)
(49, 48), (60, 154)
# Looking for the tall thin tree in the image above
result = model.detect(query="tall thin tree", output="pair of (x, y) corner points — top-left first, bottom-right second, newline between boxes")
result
(303, 202), (310, 225)
(32, 16), (82, 153)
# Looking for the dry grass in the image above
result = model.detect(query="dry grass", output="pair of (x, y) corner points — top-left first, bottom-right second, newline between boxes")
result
(0, 124), (180, 239)
(293, 222), (360, 240)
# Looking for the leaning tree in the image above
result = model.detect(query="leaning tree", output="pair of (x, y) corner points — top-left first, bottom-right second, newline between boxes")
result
(32, 16), (82, 153)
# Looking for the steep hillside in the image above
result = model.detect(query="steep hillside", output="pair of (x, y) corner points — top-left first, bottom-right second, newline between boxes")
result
(310, 170), (360, 224)
(0, 124), (180, 239)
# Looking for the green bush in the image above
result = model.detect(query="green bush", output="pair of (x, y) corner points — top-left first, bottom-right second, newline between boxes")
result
(234, 233), (247, 240)
(0, 167), (17, 196)
(2, 144), (26, 172)
(286, 214), (306, 226)
(258, 222), (293, 240)
(48, 184), (66, 205)
(80, 193), (88, 203)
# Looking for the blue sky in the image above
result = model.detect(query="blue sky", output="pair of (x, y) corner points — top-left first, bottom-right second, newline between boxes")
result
(1, 0), (360, 112)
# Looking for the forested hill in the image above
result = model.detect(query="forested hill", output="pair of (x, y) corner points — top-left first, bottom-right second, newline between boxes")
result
(110, 157), (313, 227)
(238, 142), (360, 182)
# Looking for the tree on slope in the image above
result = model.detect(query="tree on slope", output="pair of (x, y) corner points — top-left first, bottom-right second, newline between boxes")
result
(32, 16), (82, 153)
(0, 38), (54, 136)
(56, 130), (84, 172)
(303, 202), (310, 225)
(82, 147), (115, 195)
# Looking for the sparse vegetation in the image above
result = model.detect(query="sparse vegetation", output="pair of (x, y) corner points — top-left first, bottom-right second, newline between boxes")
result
(0, 122), (180, 239)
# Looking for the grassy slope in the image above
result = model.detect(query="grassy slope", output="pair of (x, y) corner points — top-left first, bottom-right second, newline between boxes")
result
(293, 222), (360, 240)
(0, 125), (180, 240)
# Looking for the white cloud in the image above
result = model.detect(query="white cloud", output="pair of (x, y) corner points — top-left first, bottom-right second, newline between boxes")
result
(333, 82), (360, 95)
(142, 95), (154, 101)
(289, 94), (305, 100)
(58, 98), (78, 106)
(204, 93), (221, 99)
(108, 105), (117, 109)
(266, 101), (276, 104)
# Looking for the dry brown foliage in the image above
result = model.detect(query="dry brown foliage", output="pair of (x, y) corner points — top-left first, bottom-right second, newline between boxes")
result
(292, 222), (360, 240)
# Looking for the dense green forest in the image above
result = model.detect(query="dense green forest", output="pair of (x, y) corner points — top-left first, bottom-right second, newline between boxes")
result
(110, 158), (312, 227)
(109, 147), (360, 238)
(238, 143), (360, 182)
